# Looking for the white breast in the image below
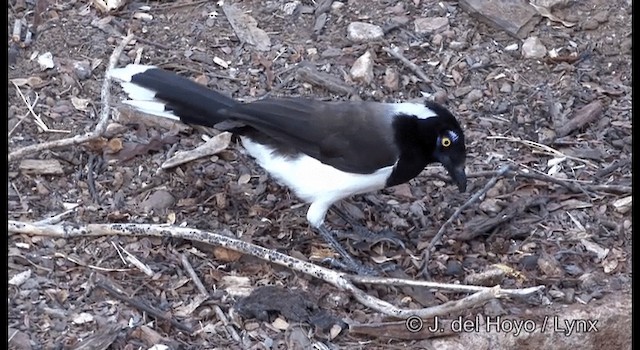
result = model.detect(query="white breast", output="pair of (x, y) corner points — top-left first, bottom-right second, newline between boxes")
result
(240, 137), (393, 227)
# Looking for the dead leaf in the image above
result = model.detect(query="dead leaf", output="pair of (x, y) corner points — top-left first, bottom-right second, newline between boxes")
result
(223, 3), (271, 51)
(72, 312), (95, 324)
(580, 239), (609, 261)
(166, 212), (176, 225)
(193, 74), (209, 86)
(11, 76), (46, 88)
(9, 270), (31, 286)
(71, 96), (91, 111)
(92, 0), (126, 13)
(107, 138), (123, 153)
(529, 3), (576, 27)
(108, 134), (179, 162)
(271, 317), (290, 330)
(238, 173), (251, 185)
(213, 247), (243, 262)
(174, 294), (208, 317)
(19, 159), (64, 175)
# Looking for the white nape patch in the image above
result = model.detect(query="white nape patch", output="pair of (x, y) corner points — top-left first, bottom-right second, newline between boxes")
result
(107, 64), (156, 82)
(240, 137), (394, 228)
(123, 100), (179, 120)
(390, 103), (437, 119)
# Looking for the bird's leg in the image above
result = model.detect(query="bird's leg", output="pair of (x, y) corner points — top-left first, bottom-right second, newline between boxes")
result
(316, 225), (377, 276)
(331, 206), (406, 249)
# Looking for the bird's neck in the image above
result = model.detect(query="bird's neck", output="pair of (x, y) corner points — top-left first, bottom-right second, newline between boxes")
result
(385, 151), (431, 187)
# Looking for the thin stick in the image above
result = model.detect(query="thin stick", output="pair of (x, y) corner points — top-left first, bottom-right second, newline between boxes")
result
(421, 165), (514, 278)
(8, 133), (96, 162)
(96, 32), (135, 135)
(8, 220), (543, 318)
(95, 275), (194, 333)
(8, 33), (135, 162)
(214, 305), (241, 342)
(382, 46), (434, 89)
(180, 253), (209, 296)
(33, 209), (76, 225)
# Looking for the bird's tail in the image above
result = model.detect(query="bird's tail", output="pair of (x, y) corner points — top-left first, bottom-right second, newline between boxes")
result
(108, 64), (238, 128)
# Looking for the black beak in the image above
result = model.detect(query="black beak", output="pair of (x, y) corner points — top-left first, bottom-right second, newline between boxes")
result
(446, 164), (467, 193)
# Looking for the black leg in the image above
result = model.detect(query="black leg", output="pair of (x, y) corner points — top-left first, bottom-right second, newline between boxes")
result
(316, 225), (377, 276)
(331, 206), (406, 249)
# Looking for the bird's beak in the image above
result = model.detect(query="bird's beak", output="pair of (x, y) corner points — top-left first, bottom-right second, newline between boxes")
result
(445, 164), (467, 193)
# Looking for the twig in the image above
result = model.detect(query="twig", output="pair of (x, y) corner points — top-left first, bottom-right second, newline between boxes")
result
(295, 63), (355, 96)
(8, 133), (96, 162)
(12, 84), (69, 133)
(382, 46), (435, 90)
(420, 165), (514, 279)
(8, 33), (135, 162)
(54, 252), (131, 272)
(180, 253), (209, 297)
(8, 94), (39, 136)
(135, 35), (171, 51)
(96, 32), (135, 135)
(214, 305), (241, 342)
(487, 135), (597, 168)
(33, 209), (76, 225)
(161, 132), (232, 169)
(8, 220), (543, 318)
(95, 274), (194, 333)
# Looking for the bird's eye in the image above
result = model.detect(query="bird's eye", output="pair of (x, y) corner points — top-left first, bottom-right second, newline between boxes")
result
(441, 136), (451, 147)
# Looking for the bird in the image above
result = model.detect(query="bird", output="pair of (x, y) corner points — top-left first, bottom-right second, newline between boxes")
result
(108, 64), (467, 274)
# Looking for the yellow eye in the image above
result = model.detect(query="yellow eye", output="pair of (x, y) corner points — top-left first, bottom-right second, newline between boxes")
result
(441, 137), (451, 147)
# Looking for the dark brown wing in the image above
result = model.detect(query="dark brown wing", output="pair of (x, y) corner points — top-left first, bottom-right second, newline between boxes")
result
(226, 98), (399, 174)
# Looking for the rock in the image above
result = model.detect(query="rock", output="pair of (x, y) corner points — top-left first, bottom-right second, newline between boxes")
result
(141, 190), (176, 211)
(331, 1), (345, 12)
(500, 82), (512, 93)
(383, 67), (399, 91)
(431, 33), (443, 46)
(449, 40), (467, 50)
(593, 10), (609, 23)
(350, 51), (374, 84)
(347, 22), (384, 42)
(464, 89), (484, 103)
(414, 17), (449, 35)
(521, 36), (547, 58)
(72, 60), (92, 80)
(459, 0), (539, 38)
(582, 18), (599, 30)
(282, 1), (300, 15)
(37, 52), (55, 70)
(433, 90), (448, 104)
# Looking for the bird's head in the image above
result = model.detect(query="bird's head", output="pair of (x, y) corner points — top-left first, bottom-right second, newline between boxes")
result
(432, 128), (467, 192)
(414, 101), (467, 192)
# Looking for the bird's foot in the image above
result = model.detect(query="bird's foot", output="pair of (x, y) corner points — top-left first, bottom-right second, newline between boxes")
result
(349, 226), (406, 249)
(331, 206), (406, 249)
(321, 257), (378, 276)
(317, 225), (378, 276)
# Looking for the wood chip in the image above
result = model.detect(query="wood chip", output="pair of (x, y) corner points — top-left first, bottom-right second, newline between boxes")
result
(556, 100), (603, 137)
(19, 159), (64, 175)
(161, 132), (232, 169)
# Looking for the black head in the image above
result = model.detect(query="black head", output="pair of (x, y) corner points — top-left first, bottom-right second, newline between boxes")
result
(388, 100), (467, 192)
(422, 101), (467, 192)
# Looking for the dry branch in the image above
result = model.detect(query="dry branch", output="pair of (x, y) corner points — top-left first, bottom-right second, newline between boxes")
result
(8, 33), (135, 162)
(420, 164), (514, 278)
(8, 220), (543, 319)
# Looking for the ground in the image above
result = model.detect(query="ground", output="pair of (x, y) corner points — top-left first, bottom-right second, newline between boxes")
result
(7, 0), (632, 349)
